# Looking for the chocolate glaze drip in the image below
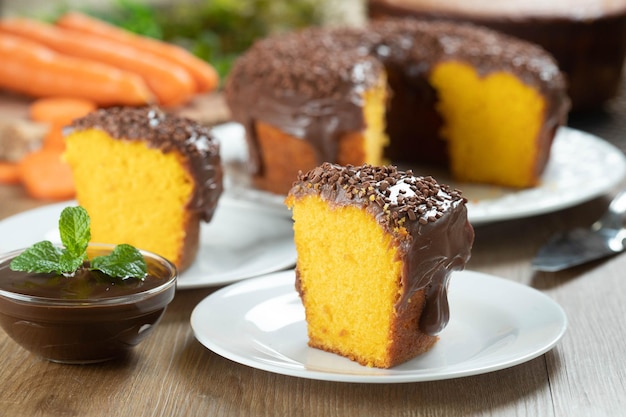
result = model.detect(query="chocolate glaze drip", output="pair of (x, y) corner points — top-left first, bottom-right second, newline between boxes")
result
(225, 18), (570, 178)
(288, 163), (474, 336)
(68, 106), (223, 222)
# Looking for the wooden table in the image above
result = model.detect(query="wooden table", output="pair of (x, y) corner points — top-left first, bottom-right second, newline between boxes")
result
(1, 88), (626, 417)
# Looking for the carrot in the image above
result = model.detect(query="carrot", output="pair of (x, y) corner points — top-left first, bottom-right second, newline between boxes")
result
(0, 18), (195, 106)
(40, 129), (65, 151)
(29, 97), (97, 126)
(29, 97), (98, 151)
(0, 32), (153, 106)
(56, 11), (219, 93)
(0, 161), (20, 185)
(18, 148), (75, 200)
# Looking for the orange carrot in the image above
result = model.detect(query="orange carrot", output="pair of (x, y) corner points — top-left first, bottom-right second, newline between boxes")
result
(41, 129), (66, 151)
(18, 148), (75, 200)
(0, 32), (153, 106)
(0, 161), (20, 185)
(29, 97), (97, 126)
(0, 18), (195, 106)
(29, 97), (98, 151)
(56, 11), (219, 93)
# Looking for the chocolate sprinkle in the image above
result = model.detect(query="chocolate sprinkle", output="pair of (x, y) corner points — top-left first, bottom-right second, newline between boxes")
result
(288, 162), (465, 232)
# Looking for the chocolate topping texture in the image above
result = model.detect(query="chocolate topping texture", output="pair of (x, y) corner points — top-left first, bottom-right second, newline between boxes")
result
(225, 18), (569, 172)
(69, 106), (223, 222)
(288, 163), (475, 335)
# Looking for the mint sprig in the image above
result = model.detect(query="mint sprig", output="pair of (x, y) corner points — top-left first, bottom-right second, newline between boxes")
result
(10, 206), (147, 280)
(59, 203), (90, 261)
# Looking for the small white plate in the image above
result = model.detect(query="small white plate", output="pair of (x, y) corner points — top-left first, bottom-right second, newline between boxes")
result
(191, 270), (567, 383)
(0, 196), (297, 289)
(213, 123), (626, 225)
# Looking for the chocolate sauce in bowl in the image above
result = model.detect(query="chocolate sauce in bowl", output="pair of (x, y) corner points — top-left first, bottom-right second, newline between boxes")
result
(0, 261), (164, 299)
(0, 247), (176, 364)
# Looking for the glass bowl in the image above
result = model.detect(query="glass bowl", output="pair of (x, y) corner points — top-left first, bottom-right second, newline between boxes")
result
(0, 243), (177, 364)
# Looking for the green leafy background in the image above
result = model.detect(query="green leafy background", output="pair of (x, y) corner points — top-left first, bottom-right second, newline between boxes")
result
(55, 0), (327, 85)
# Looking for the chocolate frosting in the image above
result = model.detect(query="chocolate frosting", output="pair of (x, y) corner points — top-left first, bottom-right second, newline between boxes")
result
(225, 28), (384, 173)
(69, 106), (223, 222)
(225, 18), (570, 177)
(368, 2), (626, 110)
(288, 163), (475, 335)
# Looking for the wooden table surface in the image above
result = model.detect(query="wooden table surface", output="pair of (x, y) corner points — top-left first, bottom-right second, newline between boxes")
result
(1, 86), (626, 417)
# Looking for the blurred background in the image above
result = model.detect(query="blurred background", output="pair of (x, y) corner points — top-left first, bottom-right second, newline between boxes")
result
(1, 0), (366, 83)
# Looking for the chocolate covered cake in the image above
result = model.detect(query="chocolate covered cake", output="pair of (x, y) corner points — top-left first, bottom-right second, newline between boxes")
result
(225, 18), (570, 195)
(285, 163), (474, 368)
(63, 106), (223, 271)
(368, 0), (626, 110)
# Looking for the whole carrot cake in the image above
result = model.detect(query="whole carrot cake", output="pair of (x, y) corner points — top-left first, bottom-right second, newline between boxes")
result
(225, 18), (570, 195)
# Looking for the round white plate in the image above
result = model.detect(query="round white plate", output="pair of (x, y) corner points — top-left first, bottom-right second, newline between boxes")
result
(0, 196), (296, 289)
(213, 123), (626, 225)
(191, 269), (567, 383)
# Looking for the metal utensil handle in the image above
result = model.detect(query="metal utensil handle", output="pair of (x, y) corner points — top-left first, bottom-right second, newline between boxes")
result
(595, 190), (626, 230)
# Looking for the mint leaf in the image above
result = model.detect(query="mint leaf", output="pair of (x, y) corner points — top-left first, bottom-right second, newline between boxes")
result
(59, 206), (90, 261)
(10, 206), (147, 280)
(59, 250), (85, 274)
(10, 241), (64, 274)
(90, 244), (147, 280)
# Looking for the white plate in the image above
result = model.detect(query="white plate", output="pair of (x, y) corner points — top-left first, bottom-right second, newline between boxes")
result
(213, 123), (626, 225)
(0, 195), (296, 289)
(191, 270), (567, 383)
